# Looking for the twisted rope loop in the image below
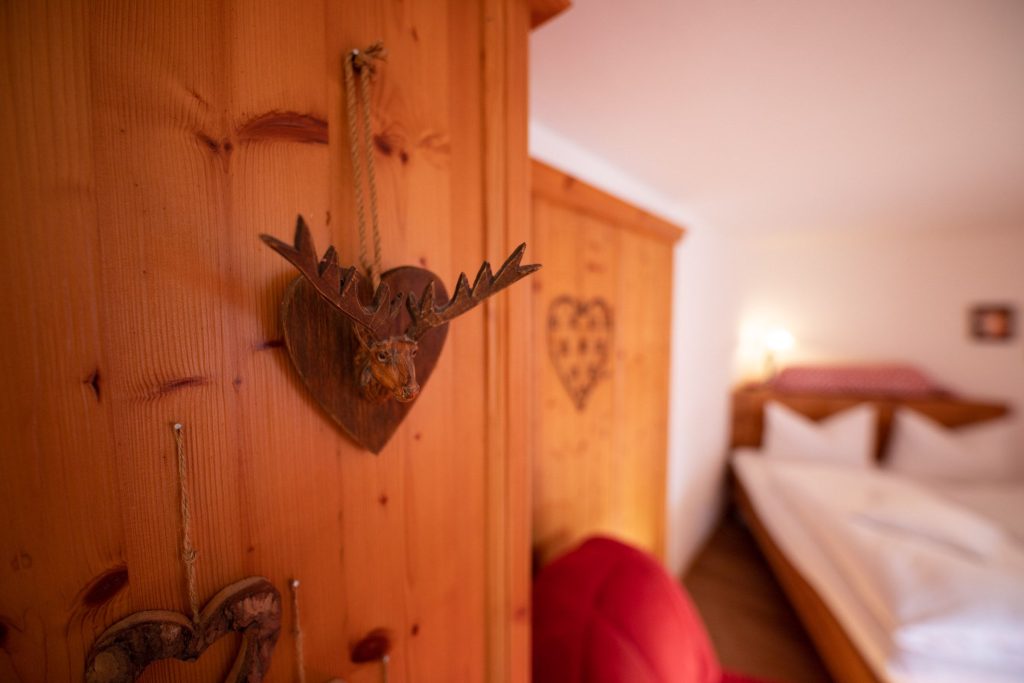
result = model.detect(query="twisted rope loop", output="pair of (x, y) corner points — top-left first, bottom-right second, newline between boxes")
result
(289, 579), (307, 683)
(343, 42), (386, 288)
(172, 423), (201, 625)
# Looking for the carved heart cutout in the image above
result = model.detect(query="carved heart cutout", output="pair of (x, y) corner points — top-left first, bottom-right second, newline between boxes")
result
(280, 266), (449, 453)
(547, 296), (614, 410)
(85, 576), (281, 683)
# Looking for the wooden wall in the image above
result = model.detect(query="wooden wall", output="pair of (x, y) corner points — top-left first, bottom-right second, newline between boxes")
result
(529, 161), (684, 566)
(0, 1), (553, 680)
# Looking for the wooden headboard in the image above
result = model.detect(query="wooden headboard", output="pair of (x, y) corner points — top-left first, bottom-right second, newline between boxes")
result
(731, 386), (1009, 460)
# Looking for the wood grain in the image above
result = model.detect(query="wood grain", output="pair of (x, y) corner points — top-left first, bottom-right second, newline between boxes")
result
(530, 161), (684, 567)
(482, 2), (534, 681)
(0, 1), (535, 681)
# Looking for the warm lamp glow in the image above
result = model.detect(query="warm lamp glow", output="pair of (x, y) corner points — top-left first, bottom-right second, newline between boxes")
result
(735, 318), (798, 382)
(764, 327), (795, 352)
(762, 326), (795, 379)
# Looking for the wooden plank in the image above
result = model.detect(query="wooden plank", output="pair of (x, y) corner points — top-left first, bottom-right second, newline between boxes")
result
(323, 3), (490, 681)
(531, 199), (621, 562)
(482, 1), (533, 681)
(614, 230), (672, 559)
(0, 1), (124, 678)
(87, 2), (256, 678)
(530, 163), (683, 567)
(531, 159), (685, 246)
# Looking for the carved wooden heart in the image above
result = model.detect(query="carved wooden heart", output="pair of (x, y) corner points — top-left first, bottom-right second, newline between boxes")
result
(547, 296), (614, 411)
(280, 266), (449, 453)
(85, 576), (281, 683)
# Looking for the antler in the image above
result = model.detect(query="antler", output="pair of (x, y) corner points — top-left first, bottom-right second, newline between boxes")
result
(405, 243), (541, 340)
(260, 216), (404, 339)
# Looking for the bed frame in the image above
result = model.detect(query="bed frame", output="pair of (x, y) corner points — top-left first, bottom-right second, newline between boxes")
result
(729, 385), (1009, 683)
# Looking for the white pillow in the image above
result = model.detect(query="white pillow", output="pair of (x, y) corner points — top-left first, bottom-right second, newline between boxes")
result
(762, 401), (876, 466)
(885, 408), (1016, 482)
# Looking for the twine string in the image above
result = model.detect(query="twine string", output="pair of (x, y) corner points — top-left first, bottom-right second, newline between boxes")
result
(343, 43), (386, 288)
(172, 423), (201, 625)
(290, 579), (307, 683)
(342, 56), (371, 283)
(358, 67), (384, 284)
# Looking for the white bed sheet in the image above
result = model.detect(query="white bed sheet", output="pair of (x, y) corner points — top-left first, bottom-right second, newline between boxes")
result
(733, 451), (1024, 683)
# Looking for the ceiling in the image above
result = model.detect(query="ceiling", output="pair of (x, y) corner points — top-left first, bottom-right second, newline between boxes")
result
(530, 0), (1024, 233)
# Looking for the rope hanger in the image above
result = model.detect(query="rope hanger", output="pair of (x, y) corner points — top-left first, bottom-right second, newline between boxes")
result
(172, 423), (201, 625)
(343, 42), (387, 288)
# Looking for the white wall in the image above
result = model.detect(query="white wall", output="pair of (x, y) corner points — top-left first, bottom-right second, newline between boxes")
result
(665, 225), (740, 576)
(734, 224), (1024, 447)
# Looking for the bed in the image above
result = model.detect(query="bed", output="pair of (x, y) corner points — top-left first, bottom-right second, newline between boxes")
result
(729, 384), (1023, 683)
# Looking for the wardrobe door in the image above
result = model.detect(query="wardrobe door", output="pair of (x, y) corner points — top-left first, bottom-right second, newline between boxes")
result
(530, 160), (684, 566)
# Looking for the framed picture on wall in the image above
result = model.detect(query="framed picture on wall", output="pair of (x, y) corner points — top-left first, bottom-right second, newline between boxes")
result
(969, 304), (1016, 342)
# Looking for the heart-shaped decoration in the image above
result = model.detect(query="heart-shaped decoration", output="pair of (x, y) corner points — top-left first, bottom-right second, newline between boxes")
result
(85, 576), (281, 683)
(280, 266), (449, 453)
(547, 296), (614, 411)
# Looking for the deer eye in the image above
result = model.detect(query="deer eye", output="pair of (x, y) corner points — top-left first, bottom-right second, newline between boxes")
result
(411, 348), (418, 357)
(376, 351), (388, 362)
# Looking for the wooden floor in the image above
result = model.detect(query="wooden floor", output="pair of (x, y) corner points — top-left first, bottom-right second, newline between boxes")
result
(684, 509), (834, 683)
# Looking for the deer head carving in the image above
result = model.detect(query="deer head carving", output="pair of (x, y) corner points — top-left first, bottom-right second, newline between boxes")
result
(261, 216), (540, 404)
(351, 325), (420, 402)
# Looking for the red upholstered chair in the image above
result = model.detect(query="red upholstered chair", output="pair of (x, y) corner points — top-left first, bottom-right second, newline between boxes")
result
(533, 536), (777, 683)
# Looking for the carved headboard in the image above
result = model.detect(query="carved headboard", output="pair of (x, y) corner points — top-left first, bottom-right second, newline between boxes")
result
(731, 385), (1009, 460)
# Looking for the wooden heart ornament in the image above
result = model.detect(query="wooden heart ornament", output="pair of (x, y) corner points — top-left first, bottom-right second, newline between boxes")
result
(85, 576), (281, 683)
(547, 296), (614, 410)
(280, 267), (448, 453)
(261, 216), (540, 453)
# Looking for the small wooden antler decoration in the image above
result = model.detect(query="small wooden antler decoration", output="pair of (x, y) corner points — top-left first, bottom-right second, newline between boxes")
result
(261, 215), (540, 452)
(85, 576), (281, 683)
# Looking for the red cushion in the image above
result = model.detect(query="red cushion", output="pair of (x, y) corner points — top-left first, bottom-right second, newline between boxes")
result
(533, 536), (723, 683)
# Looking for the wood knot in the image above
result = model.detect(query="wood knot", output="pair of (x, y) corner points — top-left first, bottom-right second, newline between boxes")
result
(373, 134), (393, 156)
(350, 628), (391, 663)
(82, 565), (130, 608)
(236, 112), (328, 145)
(84, 368), (101, 401)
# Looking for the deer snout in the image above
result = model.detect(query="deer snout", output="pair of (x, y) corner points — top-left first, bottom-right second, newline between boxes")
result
(397, 382), (420, 403)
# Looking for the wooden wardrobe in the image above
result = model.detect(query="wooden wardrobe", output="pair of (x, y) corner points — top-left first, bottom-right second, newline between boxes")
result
(529, 161), (685, 567)
(0, 1), (566, 681)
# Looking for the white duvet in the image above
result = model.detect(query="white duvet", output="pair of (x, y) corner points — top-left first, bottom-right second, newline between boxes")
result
(751, 458), (1024, 679)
